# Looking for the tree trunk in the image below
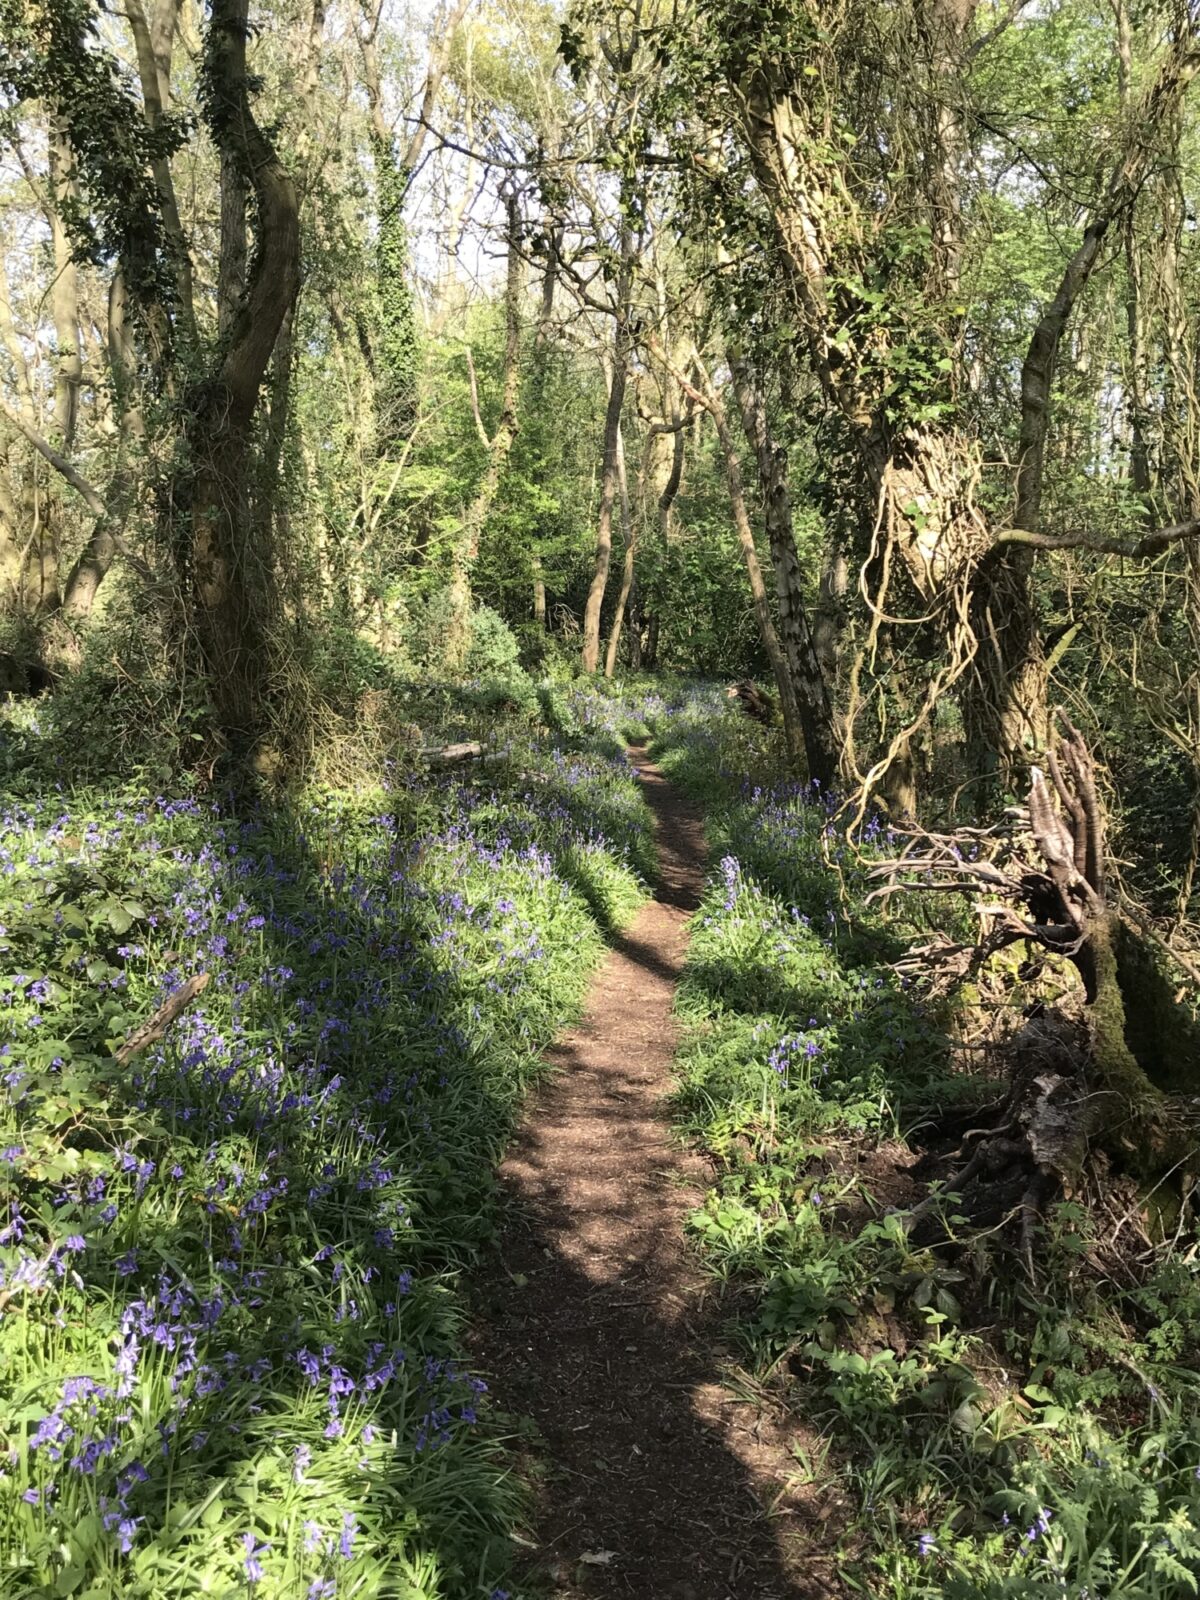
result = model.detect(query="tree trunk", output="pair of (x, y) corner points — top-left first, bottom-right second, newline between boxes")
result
(730, 352), (839, 789)
(725, 25), (1200, 790)
(643, 612), (659, 668)
(709, 394), (803, 764)
(181, 0), (300, 754)
(126, 0), (196, 341)
(974, 30), (1200, 775)
(445, 190), (524, 671)
(815, 538), (846, 690)
(603, 421), (634, 677)
(533, 560), (547, 627)
(0, 437), (22, 607)
(49, 120), (82, 454)
(60, 271), (145, 622)
(529, 222), (561, 628)
(361, 0), (471, 455)
(581, 231), (633, 675)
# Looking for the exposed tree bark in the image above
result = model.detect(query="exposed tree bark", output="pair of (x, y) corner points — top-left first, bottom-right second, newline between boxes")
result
(529, 221), (562, 628)
(657, 400), (685, 538)
(729, 351), (839, 789)
(581, 225), (633, 675)
(0, 252), (41, 614)
(603, 420), (634, 677)
(445, 189), (524, 670)
(60, 272), (146, 622)
(216, 152), (247, 339)
(0, 436), (23, 610)
(48, 120), (82, 454)
(815, 538), (847, 690)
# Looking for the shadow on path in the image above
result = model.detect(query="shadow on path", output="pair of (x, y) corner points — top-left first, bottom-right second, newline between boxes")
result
(470, 749), (833, 1600)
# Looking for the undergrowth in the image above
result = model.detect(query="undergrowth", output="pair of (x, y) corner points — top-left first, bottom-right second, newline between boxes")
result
(655, 689), (1200, 1600)
(0, 681), (658, 1599)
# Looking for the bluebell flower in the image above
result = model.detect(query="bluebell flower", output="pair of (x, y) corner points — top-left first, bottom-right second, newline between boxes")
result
(242, 1532), (269, 1583)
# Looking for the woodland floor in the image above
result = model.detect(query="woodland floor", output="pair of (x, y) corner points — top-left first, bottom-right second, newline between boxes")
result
(471, 749), (839, 1600)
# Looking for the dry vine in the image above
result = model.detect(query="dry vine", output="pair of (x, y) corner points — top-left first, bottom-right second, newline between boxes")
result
(868, 711), (1200, 1270)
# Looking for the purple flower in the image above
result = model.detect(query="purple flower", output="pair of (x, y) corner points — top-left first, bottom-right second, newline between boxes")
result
(339, 1513), (356, 1560)
(242, 1532), (269, 1584)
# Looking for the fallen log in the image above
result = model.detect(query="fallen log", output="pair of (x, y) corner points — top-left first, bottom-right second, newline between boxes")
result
(419, 741), (484, 764)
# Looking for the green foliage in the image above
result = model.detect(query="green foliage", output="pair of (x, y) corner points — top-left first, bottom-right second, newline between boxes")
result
(0, 0), (180, 305)
(662, 692), (1200, 1598)
(0, 599), (212, 790)
(0, 693), (652, 1597)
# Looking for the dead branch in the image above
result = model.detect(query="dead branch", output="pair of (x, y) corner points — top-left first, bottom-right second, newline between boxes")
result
(114, 973), (211, 1065)
(992, 519), (1200, 561)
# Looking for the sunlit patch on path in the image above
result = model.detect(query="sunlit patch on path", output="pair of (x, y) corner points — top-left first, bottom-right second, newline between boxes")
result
(472, 748), (833, 1600)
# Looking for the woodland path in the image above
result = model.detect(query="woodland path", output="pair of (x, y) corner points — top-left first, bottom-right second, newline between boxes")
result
(471, 749), (833, 1600)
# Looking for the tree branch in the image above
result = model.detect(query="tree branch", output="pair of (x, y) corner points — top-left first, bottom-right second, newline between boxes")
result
(0, 397), (105, 516)
(992, 520), (1200, 560)
(462, 348), (492, 449)
(0, 398), (158, 593)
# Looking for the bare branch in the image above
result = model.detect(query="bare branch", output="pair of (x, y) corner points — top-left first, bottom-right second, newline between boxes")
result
(0, 397), (106, 517)
(462, 348), (492, 449)
(992, 520), (1200, 560)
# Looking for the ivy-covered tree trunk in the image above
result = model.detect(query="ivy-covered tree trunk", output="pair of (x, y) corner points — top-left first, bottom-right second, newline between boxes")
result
(361, 0), (471, 458)
(372, 146), (420, 454)
(705, 3), (1200, 792)
(179, 0), (299, 754)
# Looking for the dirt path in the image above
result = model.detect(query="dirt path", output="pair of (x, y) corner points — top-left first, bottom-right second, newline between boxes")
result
(471, 750), (829, 1600)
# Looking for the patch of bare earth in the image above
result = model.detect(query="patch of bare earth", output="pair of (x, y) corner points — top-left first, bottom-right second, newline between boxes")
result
(469, 750), (842, 1600)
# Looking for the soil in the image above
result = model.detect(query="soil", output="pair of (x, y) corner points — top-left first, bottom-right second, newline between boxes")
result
(470, 749), (841, 1600)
